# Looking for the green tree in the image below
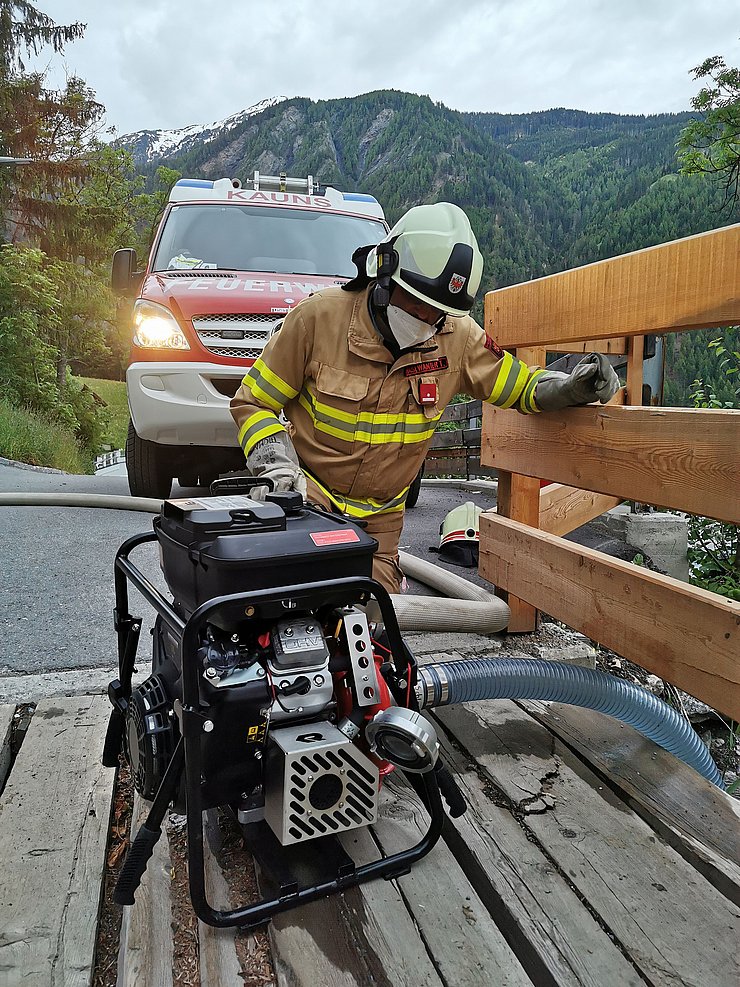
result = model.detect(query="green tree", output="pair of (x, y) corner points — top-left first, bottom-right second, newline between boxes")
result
(0, 2), (85, 214)
(678, 53), (740, 206)
(0, 243), (60, 413)
(0, 1), (83, 77)
(0, 2), (153, 466)
(686, 337), (740, 600)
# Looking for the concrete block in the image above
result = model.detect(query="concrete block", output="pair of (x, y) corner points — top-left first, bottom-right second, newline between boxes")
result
(624, 512), (689, 581)
(600, 508), (689, 581)
(533, 644), (597, 668)
(403, 631), (503, 657)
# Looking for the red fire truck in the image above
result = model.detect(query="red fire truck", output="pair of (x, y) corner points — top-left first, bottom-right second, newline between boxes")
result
(112, 174), (388, 498)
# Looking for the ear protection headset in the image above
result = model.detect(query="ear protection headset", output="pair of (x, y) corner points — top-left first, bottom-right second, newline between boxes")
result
(372, 240), (399, 310)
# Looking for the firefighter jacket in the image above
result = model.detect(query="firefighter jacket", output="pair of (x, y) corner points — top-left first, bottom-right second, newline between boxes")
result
(230, 286), (545, 519)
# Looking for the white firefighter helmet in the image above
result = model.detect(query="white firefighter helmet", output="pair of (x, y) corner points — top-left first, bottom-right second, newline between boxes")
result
(367, 202), (484, 317)
(436, 501), (483, 567)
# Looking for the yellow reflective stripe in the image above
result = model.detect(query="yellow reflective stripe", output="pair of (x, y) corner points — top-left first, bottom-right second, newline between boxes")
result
(258, 361), (299, 400)
(243, 374), (282, 412)
(356, 409), (431, 426)
(354, 427), (433, 445)
(299, 386), (440, 446)
(242, 359), (298, 412)
(520, 368), (546, 414)
(499, 359), (530, 409)
(487, 351), (515, 405)
(237, 410), (285, 456)
(298, 392), (351, 441)
(308, 473), (408, 517)
(302, 388), (358, 425)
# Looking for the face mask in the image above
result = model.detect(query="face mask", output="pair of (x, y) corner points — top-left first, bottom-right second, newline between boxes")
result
(386, 304), (437, 350)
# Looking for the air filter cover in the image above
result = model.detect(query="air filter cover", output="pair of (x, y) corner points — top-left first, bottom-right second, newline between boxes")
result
(264, 722), (379, 845)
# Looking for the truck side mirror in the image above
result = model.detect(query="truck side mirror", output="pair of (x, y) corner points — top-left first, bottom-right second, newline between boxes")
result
(112, 248), (141, 295)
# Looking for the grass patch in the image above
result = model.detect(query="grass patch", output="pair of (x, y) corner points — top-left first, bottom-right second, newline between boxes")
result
(0, 398), (90, 473)
(78, 376), (129, 451)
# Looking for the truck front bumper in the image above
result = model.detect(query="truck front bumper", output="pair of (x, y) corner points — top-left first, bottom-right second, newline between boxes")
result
(127, 362), (246, 446)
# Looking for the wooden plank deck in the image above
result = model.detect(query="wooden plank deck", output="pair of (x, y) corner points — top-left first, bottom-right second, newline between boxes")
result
(0, 696), (114, 987)
(1, 688), (738, 986)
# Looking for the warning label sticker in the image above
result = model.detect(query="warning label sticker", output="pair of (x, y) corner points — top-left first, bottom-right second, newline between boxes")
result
(309, 529), (361, 546)
(168, 495), (259, 510)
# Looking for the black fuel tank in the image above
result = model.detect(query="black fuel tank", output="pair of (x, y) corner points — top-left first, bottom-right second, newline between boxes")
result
(154, 493), (377, 614)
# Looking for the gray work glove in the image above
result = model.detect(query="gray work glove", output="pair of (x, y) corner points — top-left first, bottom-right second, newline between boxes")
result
(246, 432), (307, 501)
(534, 353), (620, 412)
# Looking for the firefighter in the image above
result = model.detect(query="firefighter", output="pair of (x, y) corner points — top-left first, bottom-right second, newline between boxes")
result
(230, 202), (618, 593)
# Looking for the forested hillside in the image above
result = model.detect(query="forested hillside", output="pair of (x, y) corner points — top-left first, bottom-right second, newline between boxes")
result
(121, 91), (738, 281)
(118, 90), (739, 405)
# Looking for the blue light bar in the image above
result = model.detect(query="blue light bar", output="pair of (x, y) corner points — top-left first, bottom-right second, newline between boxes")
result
(174, 179), (215, 189)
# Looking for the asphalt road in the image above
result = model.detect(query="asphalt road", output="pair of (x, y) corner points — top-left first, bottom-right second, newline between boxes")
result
(0, 461), (496, 677)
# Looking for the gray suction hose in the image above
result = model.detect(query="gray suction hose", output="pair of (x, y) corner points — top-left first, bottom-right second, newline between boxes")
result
(417, 657), (725, 789)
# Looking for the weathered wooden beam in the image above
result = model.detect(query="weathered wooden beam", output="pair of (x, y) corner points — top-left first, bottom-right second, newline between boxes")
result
(373, 781), (531, 986)
(0, 696), (115, 986)
(430, 427), (482, 450)
(436, 699), (740, 987)
(424, 453), (467, 477)
(539, 483), (622, 537)
(466, 456), (498, 479)
(495, 471), (540, 633)
(522, 700), (740, 906)
(265, 825), (446, 986)
(479, 514), (740, 719)
(430, 724), (645, 986)
(117, 794), (174, 987)
(439, 399), (482, 422)
(483, 404), (740, 525)
(198, 810), (242, 987)
(485, 223), (740, 348)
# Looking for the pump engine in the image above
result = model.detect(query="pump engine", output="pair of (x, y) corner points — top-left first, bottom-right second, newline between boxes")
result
(104, 483), (448, 928)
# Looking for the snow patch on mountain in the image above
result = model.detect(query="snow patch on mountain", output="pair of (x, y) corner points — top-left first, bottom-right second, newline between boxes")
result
(118, 97), (288, 165)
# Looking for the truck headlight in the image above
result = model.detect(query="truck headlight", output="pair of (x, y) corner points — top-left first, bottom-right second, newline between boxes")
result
(133, 299), (190, 350)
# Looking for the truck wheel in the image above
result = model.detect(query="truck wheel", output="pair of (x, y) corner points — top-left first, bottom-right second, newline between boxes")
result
(405, 464), (424, 509)
(126, 421), (173, 499)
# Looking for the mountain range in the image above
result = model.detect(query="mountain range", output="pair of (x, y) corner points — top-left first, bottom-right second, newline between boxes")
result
(116, 90), (739, 300)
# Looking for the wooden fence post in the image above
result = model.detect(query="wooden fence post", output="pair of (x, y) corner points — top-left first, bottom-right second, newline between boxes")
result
(493, 346), (547, 633)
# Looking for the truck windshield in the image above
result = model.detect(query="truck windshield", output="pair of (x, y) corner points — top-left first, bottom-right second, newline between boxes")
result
(152, 204), (386, 277)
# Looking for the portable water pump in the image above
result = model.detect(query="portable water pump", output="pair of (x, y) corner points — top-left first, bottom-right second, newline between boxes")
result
(103, 480), (457, 928)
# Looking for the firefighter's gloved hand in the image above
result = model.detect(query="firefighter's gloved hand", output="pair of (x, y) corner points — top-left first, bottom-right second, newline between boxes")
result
(246, 432), (307, 501)
(534, 353), (620, 412)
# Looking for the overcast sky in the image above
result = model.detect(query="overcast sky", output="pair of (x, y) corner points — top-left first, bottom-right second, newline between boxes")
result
(31, 1), (740, 137)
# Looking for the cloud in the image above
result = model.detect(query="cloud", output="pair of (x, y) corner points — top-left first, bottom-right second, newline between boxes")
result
(33, 0), (740, 134)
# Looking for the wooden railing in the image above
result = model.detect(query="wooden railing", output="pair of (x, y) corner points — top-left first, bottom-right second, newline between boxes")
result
(479, 224), (740, 721)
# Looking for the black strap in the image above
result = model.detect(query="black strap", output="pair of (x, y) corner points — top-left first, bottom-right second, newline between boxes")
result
(341, 244), (376, 293)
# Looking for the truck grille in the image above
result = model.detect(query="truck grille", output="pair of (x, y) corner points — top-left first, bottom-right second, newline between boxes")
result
(192, 313), (282, 360)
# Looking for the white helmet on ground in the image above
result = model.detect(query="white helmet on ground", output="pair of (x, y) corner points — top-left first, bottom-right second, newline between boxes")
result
(367, 202), (484, 317)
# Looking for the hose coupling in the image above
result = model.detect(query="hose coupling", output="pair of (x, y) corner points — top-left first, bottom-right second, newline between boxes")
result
(415, 664), (450, 709)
